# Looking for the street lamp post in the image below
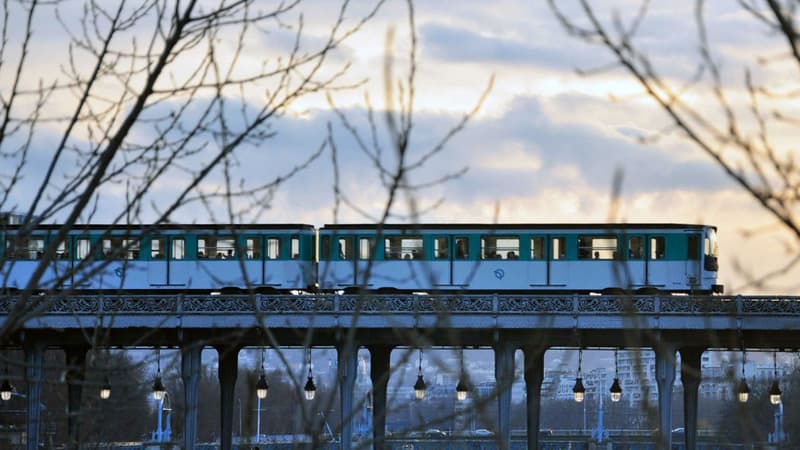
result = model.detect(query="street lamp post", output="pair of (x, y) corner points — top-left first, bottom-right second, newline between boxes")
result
(237, 397), (242, 439)
(256, 396), (261, 442)
(154, 391), (172, 442)
(256, 348), (268, 442)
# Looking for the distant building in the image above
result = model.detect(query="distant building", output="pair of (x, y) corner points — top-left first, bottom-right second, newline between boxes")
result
(0, 212), (28, 225)
(541, 368), (568, 398)
(553, 350), (659, 406)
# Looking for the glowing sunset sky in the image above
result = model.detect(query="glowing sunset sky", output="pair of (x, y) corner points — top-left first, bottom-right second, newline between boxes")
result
(4, 1), (798, 294)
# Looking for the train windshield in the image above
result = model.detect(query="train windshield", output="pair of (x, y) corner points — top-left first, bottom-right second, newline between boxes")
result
(704, 228), (719, 257)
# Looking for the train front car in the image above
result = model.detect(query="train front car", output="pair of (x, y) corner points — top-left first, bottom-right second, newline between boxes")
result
(1, 224), (316, 293)
(317, 223), (723, 294)
(572, 224), (723, 294)
(702, 226), (724, 293)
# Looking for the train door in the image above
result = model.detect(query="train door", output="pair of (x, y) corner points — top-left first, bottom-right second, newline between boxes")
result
(147, 235), (188, 287)
(243, 235), (264, 287)
(451, 235), (471, 287)
(57, 236), (73, 288)
(355, 236), (375, 288)
(626, 235), (646, 288)
(527, 236), (547, 286)
(169, 236), (189, 286)
(430, 235), (452, 287)
(263, 236), (283, 287)
(336, 235), (356, 287)
(147, 236), (167, 285)
(549, 236), (568, 287)
(72, 236), (94, 288)
(646, 235), (667, 288)
(684, 234), (701, 289)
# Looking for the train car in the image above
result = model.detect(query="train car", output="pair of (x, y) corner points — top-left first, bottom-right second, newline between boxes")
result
(317, 223), (723, 293)
(0, 224), (316, 292)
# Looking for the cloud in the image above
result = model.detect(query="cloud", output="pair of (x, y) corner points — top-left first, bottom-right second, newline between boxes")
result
(443, 96), (733, 197)
(418, 21), (609, 73)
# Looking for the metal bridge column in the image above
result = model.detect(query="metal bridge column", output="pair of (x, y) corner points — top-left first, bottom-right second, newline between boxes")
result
(655, 345), (677, 450)
(181, 344), (202, 450)
(368, 345), (392, 450)
(494, 341), (515, 450)
(338, 340), (359, 450)
(24, 341), (45, 450)
(523, 345), (546, 450)
(64, 345), (88, 450)
(216, 345), (240, 450)
(680, 347), (704, 450)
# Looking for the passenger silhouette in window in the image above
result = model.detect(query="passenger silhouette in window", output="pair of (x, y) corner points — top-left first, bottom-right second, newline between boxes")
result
(456, 239), (468, 259)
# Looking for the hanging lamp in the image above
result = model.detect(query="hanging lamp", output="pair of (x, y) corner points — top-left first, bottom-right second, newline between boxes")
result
(610, 349), (622, 402)
(573, 348), (585, 403)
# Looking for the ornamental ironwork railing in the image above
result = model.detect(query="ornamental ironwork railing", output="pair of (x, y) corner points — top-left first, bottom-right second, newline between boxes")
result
(1, 294), (799, 316)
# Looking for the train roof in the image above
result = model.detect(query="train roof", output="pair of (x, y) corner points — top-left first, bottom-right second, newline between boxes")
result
(320, 223), (715, 231)
(2, 223), (316, 232)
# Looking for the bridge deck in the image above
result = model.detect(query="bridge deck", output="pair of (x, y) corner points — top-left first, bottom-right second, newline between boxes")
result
(2, 294), (798, 348)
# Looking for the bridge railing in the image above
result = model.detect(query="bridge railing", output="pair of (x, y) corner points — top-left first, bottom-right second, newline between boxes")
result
(2, 293), (799, 316)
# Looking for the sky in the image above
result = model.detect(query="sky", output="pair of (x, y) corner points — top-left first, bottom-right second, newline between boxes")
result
(3, 1), (799, 294)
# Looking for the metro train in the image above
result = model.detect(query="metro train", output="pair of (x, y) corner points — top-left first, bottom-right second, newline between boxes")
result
(0, 223), (723, 294)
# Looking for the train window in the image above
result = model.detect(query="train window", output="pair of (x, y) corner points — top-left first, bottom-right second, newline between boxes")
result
(628, 237), (643, 260)
(172, 238), (186, 260)
(687, 235), (699, 260)
(31, 238), (45, 259)
(530, 237), (544, 260)
(151, 238), (166, 259)
(551, 237), (565, 260)
(267, 238), (281, 260)
(101, 238), (140, 259)
(6, 237), (44, 259)
(126, 240), (140, 259)
(3, 240), (11, 258)
(56, 241), (69, 259)
(76, 238), (92, 259)
(650, 236), (665, 260)
(199, 236), (235, 259)
(434, 237), (449, 259)
(455, 237), (469, 260)
(320, 235), (331, 260)
(291, 236), (300, 259)
(338, 237), (354, 260)
(101, 238), (116, 258)
(481, 236), (519, 259)
(245, 237), (261, 259)
(382, 237), (401, 260)
(578, 236), (617, 260)
(704, 229), (719, 257)
(198, 238), (208, 258)
(384, 236), (422, 260)
(358, 238), (374, 260)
